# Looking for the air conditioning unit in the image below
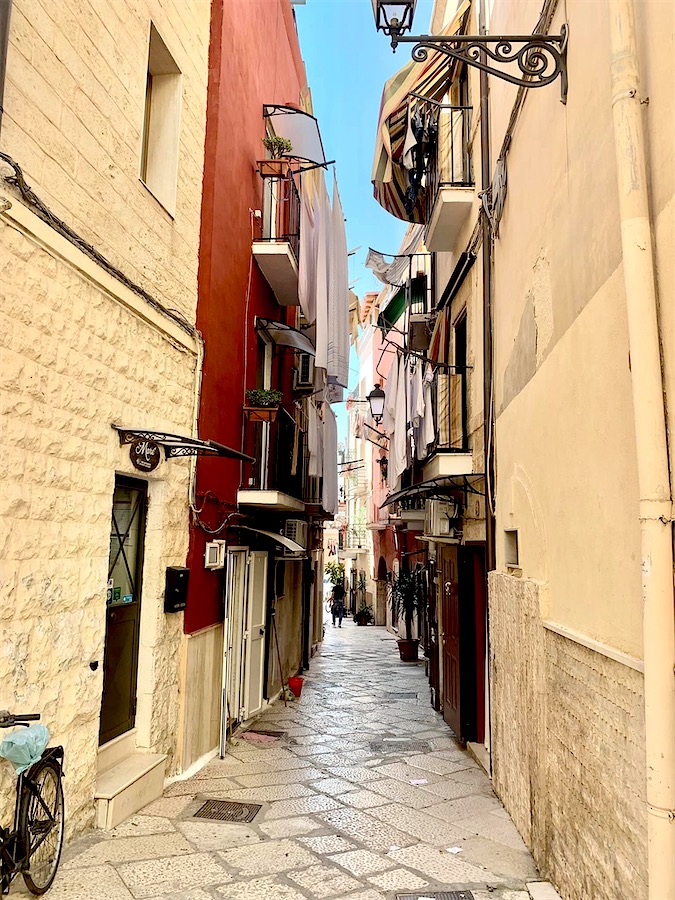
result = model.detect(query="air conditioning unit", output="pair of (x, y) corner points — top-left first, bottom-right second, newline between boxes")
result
(293, 353), (314, 390)
(204, 540), (226, 569)
(284, 519), (308, 552)
(424, 499), (460, 538)
(408, 314), (432, 352)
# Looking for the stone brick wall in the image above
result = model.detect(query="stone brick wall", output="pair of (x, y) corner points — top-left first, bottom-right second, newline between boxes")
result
(489, 572), (647, 900)
(0, 216), (197, 837)
(1, 0), (209, 323)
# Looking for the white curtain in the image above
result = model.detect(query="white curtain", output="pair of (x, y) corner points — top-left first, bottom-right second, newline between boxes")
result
(322, 405), (338, 516)
(298, 178), (316, 323)
(326, 173), (349, 403)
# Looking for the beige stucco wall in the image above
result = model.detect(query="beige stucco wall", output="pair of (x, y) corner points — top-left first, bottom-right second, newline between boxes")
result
(2, 0), (209, 322)
(486, 0), (673, 897)
(0, 0), (209, 836)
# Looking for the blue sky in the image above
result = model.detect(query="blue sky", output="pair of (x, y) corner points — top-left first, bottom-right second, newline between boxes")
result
(294, 0), (434, 440)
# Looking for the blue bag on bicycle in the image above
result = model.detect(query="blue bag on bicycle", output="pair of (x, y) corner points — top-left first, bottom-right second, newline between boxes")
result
(0, 724), (50, 774)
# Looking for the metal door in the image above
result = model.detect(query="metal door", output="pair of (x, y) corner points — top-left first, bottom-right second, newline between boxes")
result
(100, 477), (147, 745)
(440, 545), (461, 738)
(242, 551), (268, 720)
(222, 548), (247, 753)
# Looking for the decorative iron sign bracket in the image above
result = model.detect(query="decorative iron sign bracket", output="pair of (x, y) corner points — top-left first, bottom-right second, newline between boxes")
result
(392, 27), (569, 103)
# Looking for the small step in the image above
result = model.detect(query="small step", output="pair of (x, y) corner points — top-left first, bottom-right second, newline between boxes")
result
(527, 883), (563, 900)
(94, 752), (167, 830)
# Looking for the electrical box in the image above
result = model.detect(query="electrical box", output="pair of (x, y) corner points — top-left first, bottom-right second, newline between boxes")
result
(164, 567), (189, 613)
(204, 541), (226, 569)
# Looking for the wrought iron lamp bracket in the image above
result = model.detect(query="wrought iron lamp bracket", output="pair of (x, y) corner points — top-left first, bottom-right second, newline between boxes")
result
(392, 25), (569, 103)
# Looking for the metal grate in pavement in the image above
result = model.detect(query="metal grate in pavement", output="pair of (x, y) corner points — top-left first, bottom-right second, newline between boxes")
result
(397, 892), (474, 900)
(384, 691), (418, 699)
(193, 799), (262, 823)
(369, 739), (432, 753)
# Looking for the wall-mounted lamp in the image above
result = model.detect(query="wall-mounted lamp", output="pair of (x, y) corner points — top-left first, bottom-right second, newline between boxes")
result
(372, 0), (568, 103)
(367, 383), (386, 424)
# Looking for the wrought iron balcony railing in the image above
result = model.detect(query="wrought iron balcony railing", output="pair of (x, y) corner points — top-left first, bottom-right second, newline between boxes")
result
(426, 105), (473, 207)
(258, 169), (301, 262)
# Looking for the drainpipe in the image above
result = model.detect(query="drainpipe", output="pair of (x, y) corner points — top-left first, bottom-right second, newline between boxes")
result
(479, 0), (495, 768)
(608, 1), (675, 896)
(0, 0), (11, 135)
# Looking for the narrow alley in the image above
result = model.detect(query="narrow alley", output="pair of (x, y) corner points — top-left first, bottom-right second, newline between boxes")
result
(29, 621), (550, 900)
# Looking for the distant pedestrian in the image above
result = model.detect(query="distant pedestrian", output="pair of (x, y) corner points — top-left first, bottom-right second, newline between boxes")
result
(331, 580), (345, 627)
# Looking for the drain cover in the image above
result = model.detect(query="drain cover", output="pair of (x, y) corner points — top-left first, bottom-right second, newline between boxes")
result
(397, 893), (474, 900)
(385, 691), (418, 699)
(370, 739), (432, 753)
(244, 728), (286, 737)
(193, 800), (262, 823)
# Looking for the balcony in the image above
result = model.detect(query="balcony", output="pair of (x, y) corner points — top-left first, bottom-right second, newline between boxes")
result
(397, 495), (426, 525)
(422, 367), (474, 480)
(252, 168), (300, 306)
(425, 106), (474, 253)
(237, 409), (327, 515)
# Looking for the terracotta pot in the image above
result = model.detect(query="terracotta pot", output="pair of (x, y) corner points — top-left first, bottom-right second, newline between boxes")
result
(244, 406), (279, 423)
(397, 638), (419, 662)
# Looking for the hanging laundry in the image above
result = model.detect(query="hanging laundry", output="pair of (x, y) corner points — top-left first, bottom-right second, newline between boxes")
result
(392, 353), (408, 483)
(383, 351), (398, 437)
(298, 177), (317, 323)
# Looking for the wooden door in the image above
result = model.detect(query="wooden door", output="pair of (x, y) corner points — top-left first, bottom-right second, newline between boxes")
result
(242, 551), (268, 720)
(427, 559), (440, 711)
(440, 546), (461, 737)
(222, 548), (247, 752)
(100, 477), (147, 745)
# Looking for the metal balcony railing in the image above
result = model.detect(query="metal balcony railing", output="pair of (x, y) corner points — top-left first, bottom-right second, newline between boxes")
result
(426, 106), (473, 207)
(259, 170), (300, 262)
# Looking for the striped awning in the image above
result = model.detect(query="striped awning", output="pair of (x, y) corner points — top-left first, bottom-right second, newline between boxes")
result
(371, 1), (470, 223)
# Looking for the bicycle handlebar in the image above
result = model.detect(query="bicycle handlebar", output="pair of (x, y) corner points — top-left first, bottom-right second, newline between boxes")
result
(0, 710), (41, 727)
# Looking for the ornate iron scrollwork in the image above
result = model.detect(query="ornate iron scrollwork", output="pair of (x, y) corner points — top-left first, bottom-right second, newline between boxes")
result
(396, 25), (568, 103)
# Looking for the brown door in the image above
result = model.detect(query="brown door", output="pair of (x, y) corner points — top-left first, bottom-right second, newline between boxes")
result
(427, 559), (440, 711)
(440, 546), (461, 737)
(100, 477), (147, 745)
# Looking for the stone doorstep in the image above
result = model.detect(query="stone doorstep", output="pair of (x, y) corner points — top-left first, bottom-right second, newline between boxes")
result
(527, 882), (563, 900)
(94, 753), (167, 831)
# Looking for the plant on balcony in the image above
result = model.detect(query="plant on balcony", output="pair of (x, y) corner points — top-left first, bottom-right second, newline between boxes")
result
(262, 135), (293, 157)
(259, 136), (294, 178)
(244, 388), (283, 422)
(389, 567), (425, 661)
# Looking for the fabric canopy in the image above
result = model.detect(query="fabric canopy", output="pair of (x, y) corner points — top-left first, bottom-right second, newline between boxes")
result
(263, 105), (326, 167)
(256, 318), (315, 356)
(371, 1), (470, 223)
(239, 527), (306, 554)
(377, 285), (407, 332)
(380, 473), (484, 508)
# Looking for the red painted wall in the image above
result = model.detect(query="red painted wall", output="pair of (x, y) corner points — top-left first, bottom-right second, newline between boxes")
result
(185, 0), (307, 633)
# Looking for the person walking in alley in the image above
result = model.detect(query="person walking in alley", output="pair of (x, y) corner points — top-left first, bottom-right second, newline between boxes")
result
(331, 579), (345, 627)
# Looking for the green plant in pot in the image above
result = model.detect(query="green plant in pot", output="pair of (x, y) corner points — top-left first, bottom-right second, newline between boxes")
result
(389, 567), (425, 661)
(262, 135), (293, 158)
(324, 560), (345, 586)
(354, 601), (373, 626)
(244, 388), (283, 422)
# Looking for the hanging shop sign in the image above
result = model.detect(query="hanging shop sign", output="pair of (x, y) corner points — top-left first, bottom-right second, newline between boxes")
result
(130, 439), (161, 472)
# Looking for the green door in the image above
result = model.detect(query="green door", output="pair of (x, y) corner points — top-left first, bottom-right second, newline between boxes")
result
(99, 477), (147, 746)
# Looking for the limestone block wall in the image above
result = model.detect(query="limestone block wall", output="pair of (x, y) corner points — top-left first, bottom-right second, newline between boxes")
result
(0, 207), (197, 837)
(490, 572), (647, 900)
(1, 0), (209, 323)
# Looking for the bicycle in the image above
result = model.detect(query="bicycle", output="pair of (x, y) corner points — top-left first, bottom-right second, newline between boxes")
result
(0, 711), (65, 895)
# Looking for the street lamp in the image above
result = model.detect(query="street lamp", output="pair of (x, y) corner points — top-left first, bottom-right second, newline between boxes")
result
(372, 0), (568, 102)
(367, 383), (386, 424)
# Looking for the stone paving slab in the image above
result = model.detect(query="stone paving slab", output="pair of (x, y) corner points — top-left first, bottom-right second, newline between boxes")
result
(46, 621), (540, 900)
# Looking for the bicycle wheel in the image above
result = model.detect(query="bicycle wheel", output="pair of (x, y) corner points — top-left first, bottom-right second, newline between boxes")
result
(19, 757), (64, 895)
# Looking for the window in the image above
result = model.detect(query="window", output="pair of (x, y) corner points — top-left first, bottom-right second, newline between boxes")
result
(505, 530), (519, 568)
(140, 24), (182, 215)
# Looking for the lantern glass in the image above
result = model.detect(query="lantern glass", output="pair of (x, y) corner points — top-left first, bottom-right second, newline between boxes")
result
(367, 384), (386, 423)
(372, 0), (417, 35)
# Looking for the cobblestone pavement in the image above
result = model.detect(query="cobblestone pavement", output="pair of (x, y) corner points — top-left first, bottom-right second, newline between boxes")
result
(22, 621), (540, 899)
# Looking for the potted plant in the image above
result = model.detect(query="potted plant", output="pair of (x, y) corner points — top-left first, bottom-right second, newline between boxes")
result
(324, 560), (345, 587)
(354, 601), (374, 626)
(389, 567), (425, 661)
(259, 136), (293, 177)
(244, 388), (283, 422)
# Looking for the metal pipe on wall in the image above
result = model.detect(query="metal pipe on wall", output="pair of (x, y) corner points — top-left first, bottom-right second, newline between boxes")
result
(0, 0), (12, 135)
(608, 0), (675, 895)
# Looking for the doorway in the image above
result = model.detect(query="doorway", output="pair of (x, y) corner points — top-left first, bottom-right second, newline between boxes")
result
(440, 545), (461, 737)
(100, 476), (147, 746)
